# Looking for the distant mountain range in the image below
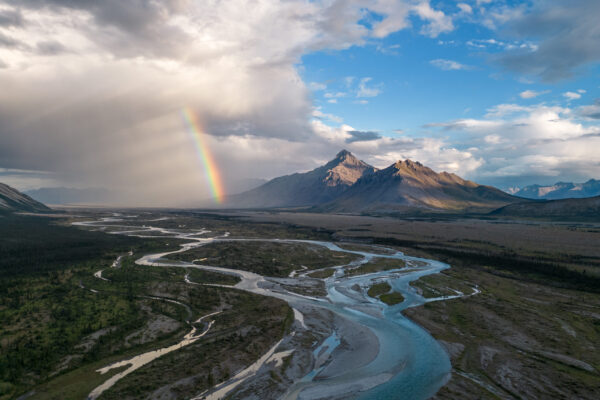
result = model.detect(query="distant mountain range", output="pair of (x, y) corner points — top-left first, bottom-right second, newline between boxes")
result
(227, 150), (520, 212)
(0, 183), (50, 213)
(509, 179), (600, 200)
(491, 196), (600, 220)
(25, 187), (114, 205)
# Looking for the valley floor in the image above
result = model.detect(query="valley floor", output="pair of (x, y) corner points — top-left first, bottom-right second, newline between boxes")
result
(1, 209), (599, 399)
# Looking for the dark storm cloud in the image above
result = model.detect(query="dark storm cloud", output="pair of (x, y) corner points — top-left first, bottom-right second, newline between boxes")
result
(0, 31), (21, 48)
(12, 0), (189, 58)
(345, 130), (382, 143)
(496, 0), (600, 81)
(36, 40), (67, 55)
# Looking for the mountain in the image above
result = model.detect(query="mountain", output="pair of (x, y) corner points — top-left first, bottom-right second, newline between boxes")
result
(491, 196), (600, 220)
(227, 150), (521, 212)
(25, 187), (114, 205)
(226, 150), (377, 208)
(0, 183), (51, 213)
(324, 159), (519, 212)
(512, 179), (600, 200)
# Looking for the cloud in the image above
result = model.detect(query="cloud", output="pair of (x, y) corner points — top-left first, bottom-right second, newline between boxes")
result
(430, 58), (470, 71)
(356, 77), (382, 98)
(578, 99), (600, 119)
(495, 0), (600, 81)
(311, 120), (483, 176)
(412, 1), (454, 38)
(345, 130), (381, 143)
(0, 7), (23, 27)
(309, 82), (326, 91)
(425, 103), (600, 187)
(467, 38), (537, 51)
(1, 0), (459, 205)
(0, 31), (21, 48)
(457, 3), (472, 14)
(36, 40), (67, 55)
(519, 90), (550, 99)
(563, 91), (582, 100)
(324, 92), (346, 98)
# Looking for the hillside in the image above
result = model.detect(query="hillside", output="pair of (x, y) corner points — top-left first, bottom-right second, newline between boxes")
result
(226, 150), (377, 208)
(491, 196), (600, 220)
(0, 183), (51, 213)
(324, 159), (519, 212)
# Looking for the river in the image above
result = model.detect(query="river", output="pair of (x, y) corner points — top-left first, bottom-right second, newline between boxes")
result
(77, 214), (477, 400)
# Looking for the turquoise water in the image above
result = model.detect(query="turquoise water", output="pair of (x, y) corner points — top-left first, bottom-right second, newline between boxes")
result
(285, 242), (453, 400)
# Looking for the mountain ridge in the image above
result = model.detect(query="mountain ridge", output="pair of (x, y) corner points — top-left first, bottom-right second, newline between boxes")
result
(227, 150), (521, 212)
(491, 195), (600, 220)
(511, 179), (600, 200)
(0, 182), (51, 213)
(225, 150), (377, 208)
(323, 157), (518, 212)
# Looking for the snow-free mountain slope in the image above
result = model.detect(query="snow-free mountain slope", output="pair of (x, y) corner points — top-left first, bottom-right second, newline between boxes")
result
(226, 150), (377, 208)
(0, 183), (51, 213)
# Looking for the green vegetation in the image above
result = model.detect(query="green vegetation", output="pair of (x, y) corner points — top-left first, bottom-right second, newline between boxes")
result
(367, 282), (404, 305)
(171, 241), (360, 277)
(307, 269), (335, 279)
(0, 214), (145, 278)
(187, 268), (241, 285)
(367, 282), (391, 298)
(336, 243), (395, 255)
(410, 272), (474, 298)
(0, 213), (291, 400)
(345, 257), (404, 276)
(372, 230), (600, 293)
(405, 266), (600, 399)
(110, 212), (334, 240)
(379, 292), (404, 305)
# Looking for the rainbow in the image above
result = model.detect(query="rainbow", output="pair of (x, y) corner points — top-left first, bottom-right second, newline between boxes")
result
(181, 107), (225, 204)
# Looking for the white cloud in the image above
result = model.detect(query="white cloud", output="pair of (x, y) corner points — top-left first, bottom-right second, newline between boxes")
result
(457, 3), (473, 14)
(309, 82), (327, 91)
(412, 1), (454, 38)
(324, 92), (346, 98)
(425, 103), (600, 187)
(577, 89), (587, 94)
(564, 91), (582, 100)
(357, 77), (383, 98)
(519, 90), (549, 99)
(430, 59), (471, 71)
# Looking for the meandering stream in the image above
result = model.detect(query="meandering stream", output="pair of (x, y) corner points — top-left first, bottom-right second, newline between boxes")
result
(77, 215), (479, 400)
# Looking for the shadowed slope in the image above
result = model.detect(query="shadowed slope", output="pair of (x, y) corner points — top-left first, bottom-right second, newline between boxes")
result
(226, 150), (377, 208)
(0, 182), (50, 213)
(491, 195), (600, 220)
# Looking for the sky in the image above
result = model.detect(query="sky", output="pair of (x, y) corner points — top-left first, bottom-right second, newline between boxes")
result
(0, 0), (599, 206)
